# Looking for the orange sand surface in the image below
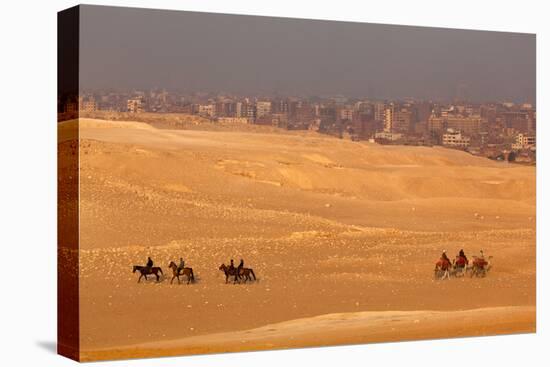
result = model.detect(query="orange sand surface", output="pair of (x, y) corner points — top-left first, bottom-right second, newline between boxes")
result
(81, 306), (535, 361)
(58, 118), (536, 361)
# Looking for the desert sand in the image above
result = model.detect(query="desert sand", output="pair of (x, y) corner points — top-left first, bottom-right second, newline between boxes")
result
(80, 306), (535, 361)
(59, 118), (535, 361)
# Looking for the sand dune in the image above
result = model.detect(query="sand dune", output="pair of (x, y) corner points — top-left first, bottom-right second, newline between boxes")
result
(63, 118), (536, 360)
(80, 306), (535, 361)
(78, 118), (534, 236)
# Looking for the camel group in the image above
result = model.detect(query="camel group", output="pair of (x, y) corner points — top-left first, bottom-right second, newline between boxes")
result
(434, 255), (493, 280)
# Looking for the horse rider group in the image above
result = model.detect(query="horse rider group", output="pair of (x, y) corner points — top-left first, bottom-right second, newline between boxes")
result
(146, 256), (185, 272)
(228, 258), (244, 275)
(144, 257), (245, 275)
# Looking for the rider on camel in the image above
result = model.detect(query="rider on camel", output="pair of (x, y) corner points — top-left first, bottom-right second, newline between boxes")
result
(457, 249), (469, 267)
(441, 250), (451, 266)
(475, 249), (488, 267)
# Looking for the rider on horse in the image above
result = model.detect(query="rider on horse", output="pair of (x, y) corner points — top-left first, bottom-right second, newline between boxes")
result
(146, 257), (153, 269)
(177, 257), (185, 274)
(237, 259), (244, 275)
(228, 259), (240, 282)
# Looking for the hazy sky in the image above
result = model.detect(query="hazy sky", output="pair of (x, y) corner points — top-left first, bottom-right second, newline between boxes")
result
(79, 5), (536, 102)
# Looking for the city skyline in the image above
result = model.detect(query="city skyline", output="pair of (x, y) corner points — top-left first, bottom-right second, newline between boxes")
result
(79, 5), (536, 103)
(69, 87), (536, 165)
(80, 87), (536, 105)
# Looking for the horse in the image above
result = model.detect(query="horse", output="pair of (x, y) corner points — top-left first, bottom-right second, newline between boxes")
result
(168, 261), (195, 285)
(470, 255), (493, 278)
(434, 259), (452, 280)
(132, 265), (163, 283)
(238, 267), (257, 283)
(219, 264), (240, 284)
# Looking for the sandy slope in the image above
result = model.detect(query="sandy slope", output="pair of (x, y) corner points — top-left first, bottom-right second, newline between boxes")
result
(61, 118), (536, 360)
(80, 306), (535, 361)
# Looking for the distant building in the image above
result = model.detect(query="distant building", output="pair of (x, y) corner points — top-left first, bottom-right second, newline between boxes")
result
(217, 117), (248, 124)
(414, 121), (428, 135)
(502, 111), (530, 132)
(308, 118), (321, 132)
(235, 102), (243, 118)
(374, 102), (386, 122)
(271, 113), (289, 128)
(446, 115), (484, 135)
(374, 131), (403, 141)
(256, 101), (272, 119)
(521, 103), (533, 110)
(340, 108), (354, 121)
(383, 105), (394, 132)
(79, 97), (97, 112)
(414, 102), (432, 125)
(428, 113), (446, 134)
(442, 129), (470, 148)
(215, 101), (227, 117)
(392, 109), (413, 133)
(292, 102), (314, 127)
(427, 113), (485, 137)
(197, 104), (214, 117)
(512, 133), (536, 150)
(274, 99), (290, 115)
(127, 98), (143, 113)
(384, 105), (412, 133)
(245, 103), (256, 123)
